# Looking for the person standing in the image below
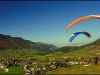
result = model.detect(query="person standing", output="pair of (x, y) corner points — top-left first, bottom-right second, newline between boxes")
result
(94, 56), (99, 65)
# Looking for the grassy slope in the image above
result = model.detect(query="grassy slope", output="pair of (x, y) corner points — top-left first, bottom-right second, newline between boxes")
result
(46, 63), (100, 74)
(0, 66), (25, 74)
(46, 45), (100, 58)
(0, 44), (100, 74)
(0, 49), (45, 59)
(45, 45), (100, 74)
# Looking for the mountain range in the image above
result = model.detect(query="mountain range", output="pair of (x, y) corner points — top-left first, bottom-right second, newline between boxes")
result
(0, 34), (57, 53)
(0, 33), (100, 54)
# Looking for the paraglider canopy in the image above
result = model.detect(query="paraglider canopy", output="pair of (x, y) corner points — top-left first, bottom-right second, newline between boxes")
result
(65, 15), (100, 33)
(69, 31), (92, 42)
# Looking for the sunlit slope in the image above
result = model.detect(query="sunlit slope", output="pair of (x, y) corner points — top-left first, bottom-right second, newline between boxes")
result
(46, 64), (100, 74)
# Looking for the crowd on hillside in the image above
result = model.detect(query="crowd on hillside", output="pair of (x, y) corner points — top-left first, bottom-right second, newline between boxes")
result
(23, 56), (100, 74)
(23, 60), (71, 74)
(0, 56), (99, 74)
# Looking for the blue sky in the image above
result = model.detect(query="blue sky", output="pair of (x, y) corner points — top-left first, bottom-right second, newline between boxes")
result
(0, 1), (100, 47)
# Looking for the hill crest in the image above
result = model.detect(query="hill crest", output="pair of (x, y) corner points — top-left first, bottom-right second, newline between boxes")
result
(0, 34), (57, 52)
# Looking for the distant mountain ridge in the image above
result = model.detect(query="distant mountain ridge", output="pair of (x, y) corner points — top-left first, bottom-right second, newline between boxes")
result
(0, 34), (57, 52)
(55, 38), (100, 52)
(37, 42), (57, 50)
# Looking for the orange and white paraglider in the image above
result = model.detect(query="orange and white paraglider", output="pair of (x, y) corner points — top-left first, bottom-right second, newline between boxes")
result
(65, 15), (100, 33)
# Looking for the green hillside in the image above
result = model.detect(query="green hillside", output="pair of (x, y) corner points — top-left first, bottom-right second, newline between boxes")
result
(0, 34), (57, 53)
(45, 39), (100, 74)
(46, 64), (100, 74)
(54, 38), (100, 53)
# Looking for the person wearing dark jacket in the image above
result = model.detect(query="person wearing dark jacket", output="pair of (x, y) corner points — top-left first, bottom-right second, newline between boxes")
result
(94, 56), (99, 65)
